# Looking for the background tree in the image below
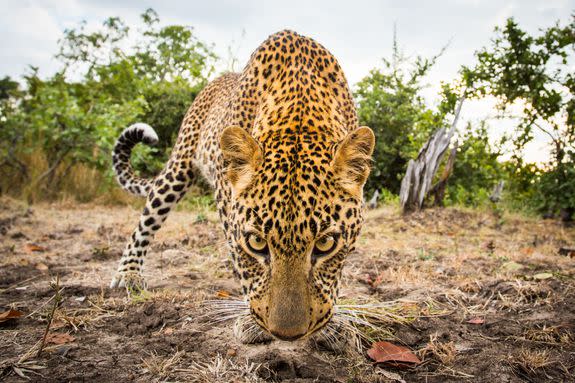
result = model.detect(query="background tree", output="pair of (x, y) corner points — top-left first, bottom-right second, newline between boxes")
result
(459, 16), (575, 219)
(0, 9), (216, 200)
(56, 8), (216, 173)
(0, 76), (27, 186)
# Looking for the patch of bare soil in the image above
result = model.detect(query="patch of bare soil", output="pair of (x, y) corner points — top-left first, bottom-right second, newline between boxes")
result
(0, 198), (574, 382)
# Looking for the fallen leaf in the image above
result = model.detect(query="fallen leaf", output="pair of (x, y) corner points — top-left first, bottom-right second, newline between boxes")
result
(521, 247), (534, 255)
(0, 308), (24, 323)
(45, 332), (75, 345)
(467, 317), (485, 325)
(25, 243), (47, 253)
(501, 261), (523, 272)
(216, 290), (230, 298)
(227, 348), (237, 357)
(533, 272), (553, 280)
(163, 327), (174, 335)
(367, 341), (421, 368)
(35, 262), (49, 271)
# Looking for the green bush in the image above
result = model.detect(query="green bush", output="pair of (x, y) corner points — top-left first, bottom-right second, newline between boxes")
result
(0, 9), (216, 202)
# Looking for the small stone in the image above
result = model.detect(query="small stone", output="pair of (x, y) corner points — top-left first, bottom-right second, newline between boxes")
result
(533, 272), (553, 280)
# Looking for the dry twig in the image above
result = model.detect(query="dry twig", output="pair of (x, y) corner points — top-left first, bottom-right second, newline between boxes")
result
(37, 275), (62, 357)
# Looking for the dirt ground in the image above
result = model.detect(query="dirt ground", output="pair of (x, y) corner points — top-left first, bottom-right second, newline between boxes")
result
(0, 197), (574, 382)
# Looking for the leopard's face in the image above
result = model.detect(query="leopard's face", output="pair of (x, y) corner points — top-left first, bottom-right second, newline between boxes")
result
(227, 172), (365, 340)
(220, 126), (374, 340)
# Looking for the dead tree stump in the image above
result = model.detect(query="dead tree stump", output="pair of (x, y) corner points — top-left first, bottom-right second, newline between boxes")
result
(400, 96), (465, 213)
(366, 190), (380, 210)
(489, 180), (505, 203)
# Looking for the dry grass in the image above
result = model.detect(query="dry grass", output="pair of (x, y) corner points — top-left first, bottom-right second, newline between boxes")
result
(141, 350), (185, 381)
(419, 334), (457, 365)
(511, 348), (554, 375)
(0, 144), (216, 207)
(0, 145), (140, 205)
(522, 325), (573, 345)
(51, 304), (117, 332)
(1, 201), (573, 382)
(356, 206), (574, 299)
(332, 298), (449, 349)
(177, 355), (265, 383)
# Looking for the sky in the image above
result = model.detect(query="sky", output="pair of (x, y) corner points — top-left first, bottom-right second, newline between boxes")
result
(1, 0), (573, 162)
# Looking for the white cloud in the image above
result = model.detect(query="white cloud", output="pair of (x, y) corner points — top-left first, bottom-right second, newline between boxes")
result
(0, 1), (63, 77)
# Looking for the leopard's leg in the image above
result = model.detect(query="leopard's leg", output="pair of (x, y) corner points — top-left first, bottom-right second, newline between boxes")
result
(110, 160), (193, 291)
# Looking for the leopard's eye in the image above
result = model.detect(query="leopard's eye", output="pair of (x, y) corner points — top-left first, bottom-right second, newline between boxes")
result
(246, 233), (268, 255)
(313, 235), (338, 256)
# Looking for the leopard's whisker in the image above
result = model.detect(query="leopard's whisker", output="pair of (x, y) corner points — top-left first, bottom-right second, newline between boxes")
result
(202, 299), (249, 307)
(198, 305), (249, 313)
(333, 312), (381, 339)
(200, 307), (250, 315)
(331, 315), (367, 337)
(244, 323), (262, 342)
(197, 306), (249, 322)
(215, 313), (250, 321)
(334, 312), (375, 328)
(234, 316), (268, 344)
(196, 298), (253, 327)
(204, 312), (250, 324)
(200, 300), (249, 311)
(320, 324), (339, 350)
(335, 303), (408, 324)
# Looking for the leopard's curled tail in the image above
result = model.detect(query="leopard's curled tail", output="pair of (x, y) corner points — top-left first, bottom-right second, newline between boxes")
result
(112, 123), (159, 197)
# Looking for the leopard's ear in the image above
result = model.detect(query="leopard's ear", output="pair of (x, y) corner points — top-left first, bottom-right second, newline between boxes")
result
(333, 126), (375, 198)
(220, 126), (263, 194)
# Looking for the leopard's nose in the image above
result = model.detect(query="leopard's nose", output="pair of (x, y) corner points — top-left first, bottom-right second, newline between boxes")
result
(266, 293), (310, 341)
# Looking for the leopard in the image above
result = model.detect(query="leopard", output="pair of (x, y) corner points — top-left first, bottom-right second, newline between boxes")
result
(110, 29), (375, 342)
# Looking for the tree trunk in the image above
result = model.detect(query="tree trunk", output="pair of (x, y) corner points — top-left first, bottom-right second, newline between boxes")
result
(366, 190), (380, 210)
(399, 96), (465, 213)
(489, 180), (505, 203)
(430, 143), (458, 207)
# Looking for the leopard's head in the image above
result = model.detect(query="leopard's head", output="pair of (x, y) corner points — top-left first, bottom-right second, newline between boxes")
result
(220, 126), (374, 340)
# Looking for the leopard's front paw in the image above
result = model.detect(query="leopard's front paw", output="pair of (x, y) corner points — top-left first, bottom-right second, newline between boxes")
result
(110, 270), (147, 294)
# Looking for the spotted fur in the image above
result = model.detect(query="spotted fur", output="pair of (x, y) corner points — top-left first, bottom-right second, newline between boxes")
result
(111, 30), (375, 341)
(113, 123), (159, 197)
